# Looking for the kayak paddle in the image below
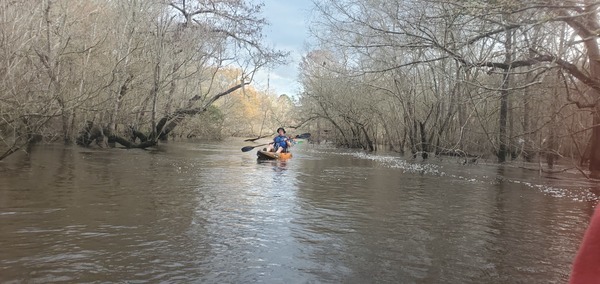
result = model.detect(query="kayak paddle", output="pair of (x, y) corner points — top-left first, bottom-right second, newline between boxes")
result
(241, 142), (272, 152)
(241, 133), (309, 152)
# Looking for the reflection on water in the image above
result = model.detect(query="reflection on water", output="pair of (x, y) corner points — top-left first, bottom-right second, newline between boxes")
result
(0, 142), (597, 283)
(257, 159), (289, 173)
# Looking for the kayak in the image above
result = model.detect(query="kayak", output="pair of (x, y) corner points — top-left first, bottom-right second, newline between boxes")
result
(257, 150), (292, 160)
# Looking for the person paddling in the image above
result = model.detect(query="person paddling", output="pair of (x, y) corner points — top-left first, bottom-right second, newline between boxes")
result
(265, 127), (292, 157)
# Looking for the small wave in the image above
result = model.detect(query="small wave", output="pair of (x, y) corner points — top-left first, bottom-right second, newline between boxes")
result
(345, 152), (599, 203)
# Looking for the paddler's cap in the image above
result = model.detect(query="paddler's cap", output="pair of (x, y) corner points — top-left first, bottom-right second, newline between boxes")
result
(276, 127), (286, 134)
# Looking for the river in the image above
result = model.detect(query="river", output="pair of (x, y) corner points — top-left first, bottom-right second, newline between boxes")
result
(0, 141), (598, 283)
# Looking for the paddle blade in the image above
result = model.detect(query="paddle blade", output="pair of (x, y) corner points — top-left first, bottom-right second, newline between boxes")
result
(241, 146), (255, 152)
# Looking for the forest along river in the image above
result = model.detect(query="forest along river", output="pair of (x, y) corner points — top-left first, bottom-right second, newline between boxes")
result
(0, 141), (598, 283)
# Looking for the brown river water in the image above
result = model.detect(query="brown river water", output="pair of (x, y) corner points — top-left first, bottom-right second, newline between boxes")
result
(0, 141), (598, 283)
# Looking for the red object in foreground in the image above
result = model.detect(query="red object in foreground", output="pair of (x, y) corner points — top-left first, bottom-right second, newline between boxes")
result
(570, 204), (600, 283)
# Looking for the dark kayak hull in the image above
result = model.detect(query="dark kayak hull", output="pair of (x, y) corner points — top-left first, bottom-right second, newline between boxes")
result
(257, 150), (292, 160)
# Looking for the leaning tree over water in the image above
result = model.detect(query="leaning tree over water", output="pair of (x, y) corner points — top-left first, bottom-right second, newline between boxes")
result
(0, 0), (286, 160)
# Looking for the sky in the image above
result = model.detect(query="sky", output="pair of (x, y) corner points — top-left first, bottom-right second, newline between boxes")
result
(253, 0), (314, 98)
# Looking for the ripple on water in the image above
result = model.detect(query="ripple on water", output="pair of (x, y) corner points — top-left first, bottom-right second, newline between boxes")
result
(0, 143), (591, 283)
(345, 151), (600, 203)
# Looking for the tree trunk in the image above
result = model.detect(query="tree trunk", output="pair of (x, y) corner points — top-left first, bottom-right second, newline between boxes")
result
(522, 71), (533, 162)
(590, 109), (600, 178)
(419, 121), (428, 159)
(546, 70), (562, 169)
(508, 85), (516, 160)
(497, 28), (513, 163)
(562, 0), (600, 177)
(151, 63), (160, 139)
(110, 75), (133, 133)
(360, 124), (374, 151)
(498, 76), (509, 162)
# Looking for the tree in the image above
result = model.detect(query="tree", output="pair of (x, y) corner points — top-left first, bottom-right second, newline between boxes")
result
(0, 0), (287, 160)
(300, 0), (600, 177)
